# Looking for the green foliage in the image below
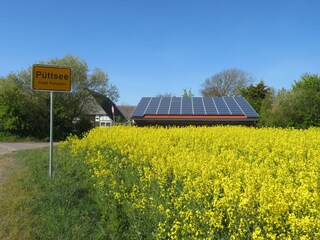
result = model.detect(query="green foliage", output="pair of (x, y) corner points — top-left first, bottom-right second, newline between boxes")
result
(240, 80), (273, 114)
(0, 74), (49, 138)
(0, 55), (119, 140)
(293, 73), (320, 91)
(72, 115), (93, 137)
(261, 88), (291, 127)
(256, 90), (274, 127)
(0, 132), (37, 142)
(261, 73), (320, 128)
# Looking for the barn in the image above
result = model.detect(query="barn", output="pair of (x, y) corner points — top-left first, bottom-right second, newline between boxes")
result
(131, 96), (259, 126)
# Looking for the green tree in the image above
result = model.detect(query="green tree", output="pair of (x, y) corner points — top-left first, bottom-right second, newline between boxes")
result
(293, 73), (320, 91)
(289, 73), (320, 128)
(258, 90), (275, 127)
(240, 80), (273, 114)
(0, 72), (49, 138)
(260, 88), (291, 127)
(262, 73), (320, 128)
(0, 55), (119, 139)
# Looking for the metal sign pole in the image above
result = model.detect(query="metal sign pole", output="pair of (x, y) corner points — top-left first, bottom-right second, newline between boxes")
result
(49, 91), (54, 178)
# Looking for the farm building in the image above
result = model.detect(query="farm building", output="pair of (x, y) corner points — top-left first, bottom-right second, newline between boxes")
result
(131, 96), (259, 126)
(83, 91), (127, 126)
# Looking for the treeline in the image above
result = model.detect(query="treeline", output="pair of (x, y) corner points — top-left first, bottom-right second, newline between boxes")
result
(0, 55), (119, 140)
(241, 73), (320, 128)
(1, 56), (319, 140)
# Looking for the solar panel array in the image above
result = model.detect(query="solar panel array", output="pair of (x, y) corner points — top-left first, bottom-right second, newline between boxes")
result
(132, 97), (259, 118)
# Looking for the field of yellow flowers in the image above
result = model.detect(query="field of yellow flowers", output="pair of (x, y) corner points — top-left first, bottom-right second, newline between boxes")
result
(64, 126), (320, 239)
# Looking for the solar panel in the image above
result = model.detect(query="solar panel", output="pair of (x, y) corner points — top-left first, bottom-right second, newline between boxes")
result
(181, 98), (193, 115)
(144, 97), (161, 115)
(131, 96), (259, 119)
(157, 97), (171, 114)
(213, 97), (231, 115)
(203, 97), (218, 115)
(169, 97), (181, 114)
(193, 97), (206, 115)
(234, 97), (259, 118)
(131, 97), (151, 117)
(223, 97), (244, 115)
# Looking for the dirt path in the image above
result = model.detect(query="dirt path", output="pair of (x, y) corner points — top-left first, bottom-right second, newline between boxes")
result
(0, 142), (49, 155)
(0, 143), (50, 186)
(0, 153), (19, 186)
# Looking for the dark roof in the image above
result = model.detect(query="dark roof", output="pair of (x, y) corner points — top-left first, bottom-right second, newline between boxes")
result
(131, 96), (259, 126)
(90, 91), (126, 121)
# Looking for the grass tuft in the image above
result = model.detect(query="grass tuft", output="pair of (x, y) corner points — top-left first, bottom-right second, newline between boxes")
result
(0, 132), (41, 142)
(0, 147), (104, 239)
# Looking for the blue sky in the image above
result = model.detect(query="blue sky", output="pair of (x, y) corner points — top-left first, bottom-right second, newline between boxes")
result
(0, 0), (319, 105)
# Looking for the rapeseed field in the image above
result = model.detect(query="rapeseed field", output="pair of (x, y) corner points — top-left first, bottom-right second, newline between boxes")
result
(63, 126), (320, 239)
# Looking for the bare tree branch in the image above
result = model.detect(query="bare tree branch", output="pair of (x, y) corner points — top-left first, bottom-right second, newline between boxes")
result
(201, 68), (254, 97)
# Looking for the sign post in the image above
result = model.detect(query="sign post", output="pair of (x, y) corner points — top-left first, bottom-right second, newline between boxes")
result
(32, 64), (71, 178)
(49, 91), (54, 177)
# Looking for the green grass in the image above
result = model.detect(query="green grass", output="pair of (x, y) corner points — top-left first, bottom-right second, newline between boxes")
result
(0, 132), (22, 142)
(0, 147), (106, 239)
(0, 153), (31, 239)
(0, 132), (41, 142)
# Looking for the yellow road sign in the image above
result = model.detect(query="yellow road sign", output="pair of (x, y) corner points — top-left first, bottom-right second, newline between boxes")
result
(32, 64), (71, 91)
